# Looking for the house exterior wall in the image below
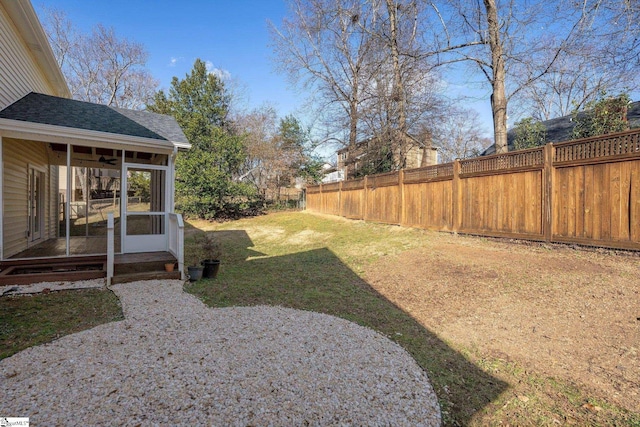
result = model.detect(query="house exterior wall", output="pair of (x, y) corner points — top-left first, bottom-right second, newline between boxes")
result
(49, 162), (59, 241)
(405, 146), (423, 169)
(0, 2), (58, 109)
(420, 147), (438, 167)
(337, 144), (438, 179)
(2, 138), (54, 258)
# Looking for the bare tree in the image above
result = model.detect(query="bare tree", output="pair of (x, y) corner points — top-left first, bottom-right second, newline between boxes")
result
(234, 105), (280, 195)
(270, 0), (378, 150)
(425, 0), (640, 153)
(273, 0), (640, 160)
(42, 8), (158, 109)
(431, 104), (492, 162)
(234, 107), (310, 203)
(423, 1), (572, 152)
(360, 0), (442, 169)
(515, 52), (638, 121)
(272, 0), (444, 173)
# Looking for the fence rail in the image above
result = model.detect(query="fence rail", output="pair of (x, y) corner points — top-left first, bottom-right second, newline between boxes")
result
(404, 163), (454, 183)
(554, 129), (640, 164)
(460, 146), (544, 176)
(307, 128), (640, 251)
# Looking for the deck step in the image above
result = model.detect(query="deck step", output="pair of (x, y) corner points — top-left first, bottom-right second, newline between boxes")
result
(0, 252), (180, 286)
(0, 255), (105, 269)
(114, 252), (177, 275)
(111, 271), (181, 285)
(0, 257), (106, 286)
(0, 270), (105, 286)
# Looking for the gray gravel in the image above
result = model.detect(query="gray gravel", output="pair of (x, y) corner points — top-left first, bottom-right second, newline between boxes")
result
(0, 280), (441, 426)
(1, 278), (104, 296)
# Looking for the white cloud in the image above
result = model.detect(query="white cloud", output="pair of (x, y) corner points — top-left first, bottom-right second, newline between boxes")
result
(211, 68), (232, 80)
(204, 60), (231, 81)
(168, 57), (183, 67)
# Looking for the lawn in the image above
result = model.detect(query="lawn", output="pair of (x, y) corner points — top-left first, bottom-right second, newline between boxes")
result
(0, 288), (123, 360)
(2, 210), (638, 426)
(186, 211), (640, 427)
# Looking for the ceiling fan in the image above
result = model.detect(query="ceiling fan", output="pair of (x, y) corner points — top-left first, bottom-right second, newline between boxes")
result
(98, 155), (118, 166)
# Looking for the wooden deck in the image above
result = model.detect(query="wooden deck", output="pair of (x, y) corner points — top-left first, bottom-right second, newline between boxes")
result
(0, 251), (179, 286)
(8, 236), (121, 259)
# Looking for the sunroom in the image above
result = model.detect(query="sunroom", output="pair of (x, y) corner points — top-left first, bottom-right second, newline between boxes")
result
(0, 92), (190, 284)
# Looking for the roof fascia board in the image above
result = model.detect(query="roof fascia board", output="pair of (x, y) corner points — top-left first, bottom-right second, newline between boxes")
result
(0, 118), (178, 153)
(1, 0), (71, 98)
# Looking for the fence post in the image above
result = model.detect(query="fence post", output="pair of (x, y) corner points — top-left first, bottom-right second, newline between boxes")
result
(363, 175), (369, 221)
(398, 169), (405, 226)
(543, 143), (554, 242)
(452, 159), (462, 232)
(319, 183), (323, 213)
(339, 180), (344, 217)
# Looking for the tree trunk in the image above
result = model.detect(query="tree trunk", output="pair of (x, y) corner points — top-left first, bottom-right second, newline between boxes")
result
(484, 0), (508, 153)
(386, 0), (409, 168)
(349, 99), (358, 149)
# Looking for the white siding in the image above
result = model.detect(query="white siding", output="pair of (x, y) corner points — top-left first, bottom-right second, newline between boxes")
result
(2, 138), (52, 258)
(49, 163), (59, 239)
(0, 2), (55, 110)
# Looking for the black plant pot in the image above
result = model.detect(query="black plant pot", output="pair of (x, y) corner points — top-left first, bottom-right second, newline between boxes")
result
(201, 259), (220, 279)
(187, 266), (204, 282)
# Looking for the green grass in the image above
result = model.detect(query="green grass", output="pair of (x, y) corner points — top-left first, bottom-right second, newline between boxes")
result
(187, 213), (501, 425)
(186, 211), (639, 427)
(0, 288), (123, 360)
(2, 211), (637, 426)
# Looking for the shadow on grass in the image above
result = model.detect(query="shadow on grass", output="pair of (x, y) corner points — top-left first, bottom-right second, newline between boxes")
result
(186, 230), (508, 426)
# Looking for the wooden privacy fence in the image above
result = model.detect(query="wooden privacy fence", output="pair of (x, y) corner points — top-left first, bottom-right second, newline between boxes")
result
(307, 128), (640, 251)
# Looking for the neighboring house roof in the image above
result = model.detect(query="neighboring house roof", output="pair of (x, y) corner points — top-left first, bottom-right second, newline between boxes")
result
(0, 92), (190, 149)
(0, 0), (70, 98)
(482, 101), (640, 156)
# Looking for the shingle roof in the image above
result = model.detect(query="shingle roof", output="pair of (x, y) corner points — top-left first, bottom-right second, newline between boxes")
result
(0, 92), (188, 145)
(482, 101), (640, 156)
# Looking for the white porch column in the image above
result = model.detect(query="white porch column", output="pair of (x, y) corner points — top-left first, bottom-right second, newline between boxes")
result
(107, 213), (114, 286)
(169, 147), (177, 213)
(120, 149), (127, 253)
(66, 143), (71, 257)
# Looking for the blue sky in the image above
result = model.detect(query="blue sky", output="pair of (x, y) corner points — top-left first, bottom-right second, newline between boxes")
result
(34, 0), (495, 159)
(35, 0), (306, 117)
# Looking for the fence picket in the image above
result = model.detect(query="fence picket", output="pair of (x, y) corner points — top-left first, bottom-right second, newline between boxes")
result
(308, 129), (640, 251)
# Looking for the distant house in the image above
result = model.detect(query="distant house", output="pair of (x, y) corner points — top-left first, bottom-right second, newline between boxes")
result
(336, 140), (438, 180)
(0, 0), (189, 283)
(321, 163), (344, 183)
(482, 101), (640, 156)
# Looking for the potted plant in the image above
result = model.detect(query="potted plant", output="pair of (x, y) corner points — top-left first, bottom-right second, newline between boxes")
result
(185, 234), (206, 282)
(201, 232), (221, 279)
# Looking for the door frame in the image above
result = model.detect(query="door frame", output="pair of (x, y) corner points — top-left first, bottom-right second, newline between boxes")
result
(27, 164), (46, 245)
(121, 161), (170, 253)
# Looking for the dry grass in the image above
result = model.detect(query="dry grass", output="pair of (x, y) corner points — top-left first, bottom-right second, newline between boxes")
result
(186, 211), (640, 426)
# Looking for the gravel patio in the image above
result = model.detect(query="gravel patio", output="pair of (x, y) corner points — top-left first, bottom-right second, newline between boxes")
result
(0, 280), (440, 426)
